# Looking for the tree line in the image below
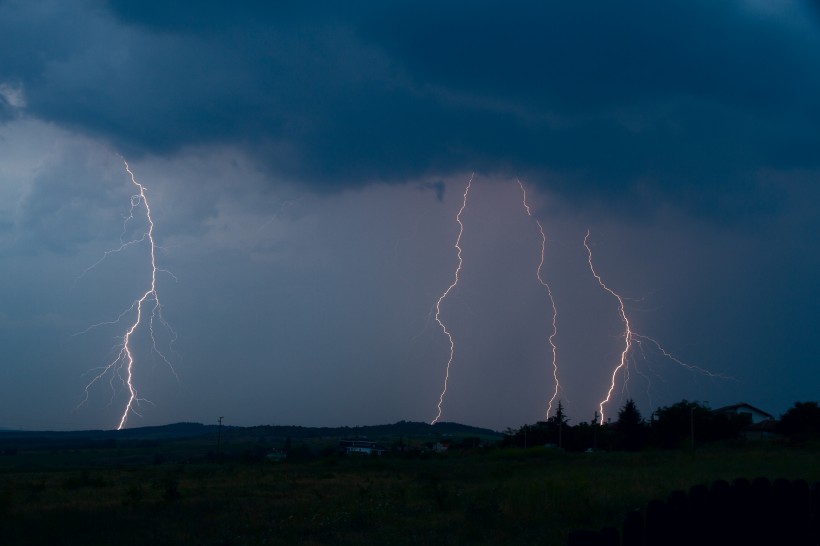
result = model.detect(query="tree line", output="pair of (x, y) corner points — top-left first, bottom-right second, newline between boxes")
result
(501, 400), (820, 452)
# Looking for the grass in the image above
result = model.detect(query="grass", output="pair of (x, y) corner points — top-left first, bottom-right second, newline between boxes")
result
(0, 442), (818, 545)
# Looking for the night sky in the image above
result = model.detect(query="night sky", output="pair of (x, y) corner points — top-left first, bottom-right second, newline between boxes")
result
(1, 1), (819, 431)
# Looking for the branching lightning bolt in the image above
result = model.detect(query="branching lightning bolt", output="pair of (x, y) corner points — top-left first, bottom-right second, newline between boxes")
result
(584, 229), (729, 424)
(584, 230), (631, 424)
(78, 160), (175, 430)
(518, 180), (561, 419)
(431, 174), (473, 425)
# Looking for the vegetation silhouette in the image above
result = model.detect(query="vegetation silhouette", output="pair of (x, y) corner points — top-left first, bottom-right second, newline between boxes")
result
(0, 400), (817, 545)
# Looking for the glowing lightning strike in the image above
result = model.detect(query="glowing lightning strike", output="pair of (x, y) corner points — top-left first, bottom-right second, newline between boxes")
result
(431, 174), (473, 425)
(79, 160), (175, 430)
(517, 181), (561, 419)
(583, 230), (633, 424)
(584, 230), (728, 424)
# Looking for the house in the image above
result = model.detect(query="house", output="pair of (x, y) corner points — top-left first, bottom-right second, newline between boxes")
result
(265, 449), (287, 462)
(713, 403), (774, 424)
(338, 439), (386, 456)
(741, 419), (782, 442)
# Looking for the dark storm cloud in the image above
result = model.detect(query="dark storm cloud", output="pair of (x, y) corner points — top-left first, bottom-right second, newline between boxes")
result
(15, 151), (125, 253)
(417, 181), (446, 202)
(2, 1), (819, 213)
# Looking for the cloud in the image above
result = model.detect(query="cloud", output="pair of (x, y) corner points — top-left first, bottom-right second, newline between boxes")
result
(0, 82), (26, 120)
(417, 181), (446, 202)
(1, 1), (819, 217)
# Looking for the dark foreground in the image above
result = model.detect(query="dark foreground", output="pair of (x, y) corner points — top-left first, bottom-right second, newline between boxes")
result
(0, 427), (818, 545)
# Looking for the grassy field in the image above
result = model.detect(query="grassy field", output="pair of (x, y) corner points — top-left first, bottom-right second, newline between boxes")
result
(1, 441), (818, 545)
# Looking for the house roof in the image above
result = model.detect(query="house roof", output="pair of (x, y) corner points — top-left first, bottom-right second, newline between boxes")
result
(713, 403), (774, 419)
(743, 419), (780, 432)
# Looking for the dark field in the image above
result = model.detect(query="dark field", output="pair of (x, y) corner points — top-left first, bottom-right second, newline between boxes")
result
(0, 428), (818, 545)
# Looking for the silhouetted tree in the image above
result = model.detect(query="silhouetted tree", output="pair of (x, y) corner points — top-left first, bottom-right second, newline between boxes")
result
(547, 400), (569, 448)
(548, 400), (569, 427)
(502, 424), (540, 448)
(779, 401), (820, 441)
(650, 400), (746, 448)
(565, 421), (601, 452)
(520, 421), (552, 447)
(652, 400), (709, 448)
(450, 436), (481, 450)
(501, 401), (570, 448)
(616, 399), (647, 451)
(618, 399), (642, 427)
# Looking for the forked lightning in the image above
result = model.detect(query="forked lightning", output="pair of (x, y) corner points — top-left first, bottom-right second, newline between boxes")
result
(518, 180), (561, 418)
(431, 174), (473, 425)
(78, 161), (175, 430)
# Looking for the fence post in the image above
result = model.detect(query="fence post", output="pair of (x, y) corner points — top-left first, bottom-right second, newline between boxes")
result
(644, 498), (668, 546)
(567, 529), (602, 546)
(751, 477), (774, 543)
(599, 526), (620, 546)
(810, 481), (820, 544)
(568, 476), (820, 546)
(791, 479), (811, 544)
(665, 489), (688, 546)
(621, 509), (644, 546)
(688, 483), (709, 542)
(730, 478), (752, 544)
(708, 479), (732, 546)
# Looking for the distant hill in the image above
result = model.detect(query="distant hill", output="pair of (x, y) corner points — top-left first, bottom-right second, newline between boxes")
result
(0, 422), (221, 451)
(238, 421), (501, 441)
(0, 420), (501, 449)
(0, 422), (217, 440)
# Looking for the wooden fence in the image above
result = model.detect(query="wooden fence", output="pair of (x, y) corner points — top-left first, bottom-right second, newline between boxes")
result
(568, 477), (820, 546)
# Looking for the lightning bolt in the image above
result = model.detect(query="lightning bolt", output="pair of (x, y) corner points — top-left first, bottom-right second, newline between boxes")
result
(584, 230), (729, 423)
(517, 180), (561, 419)
(431, 174), (473, 425)
(78, 160), (175, 430)
(583, 230), (631, 424)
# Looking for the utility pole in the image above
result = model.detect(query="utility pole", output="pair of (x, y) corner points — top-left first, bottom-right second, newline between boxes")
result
(690, 407), (695, 451)
(217, 416), (224, 457)
(593, 411), (599, 452)
(558, 420), (562, 449)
